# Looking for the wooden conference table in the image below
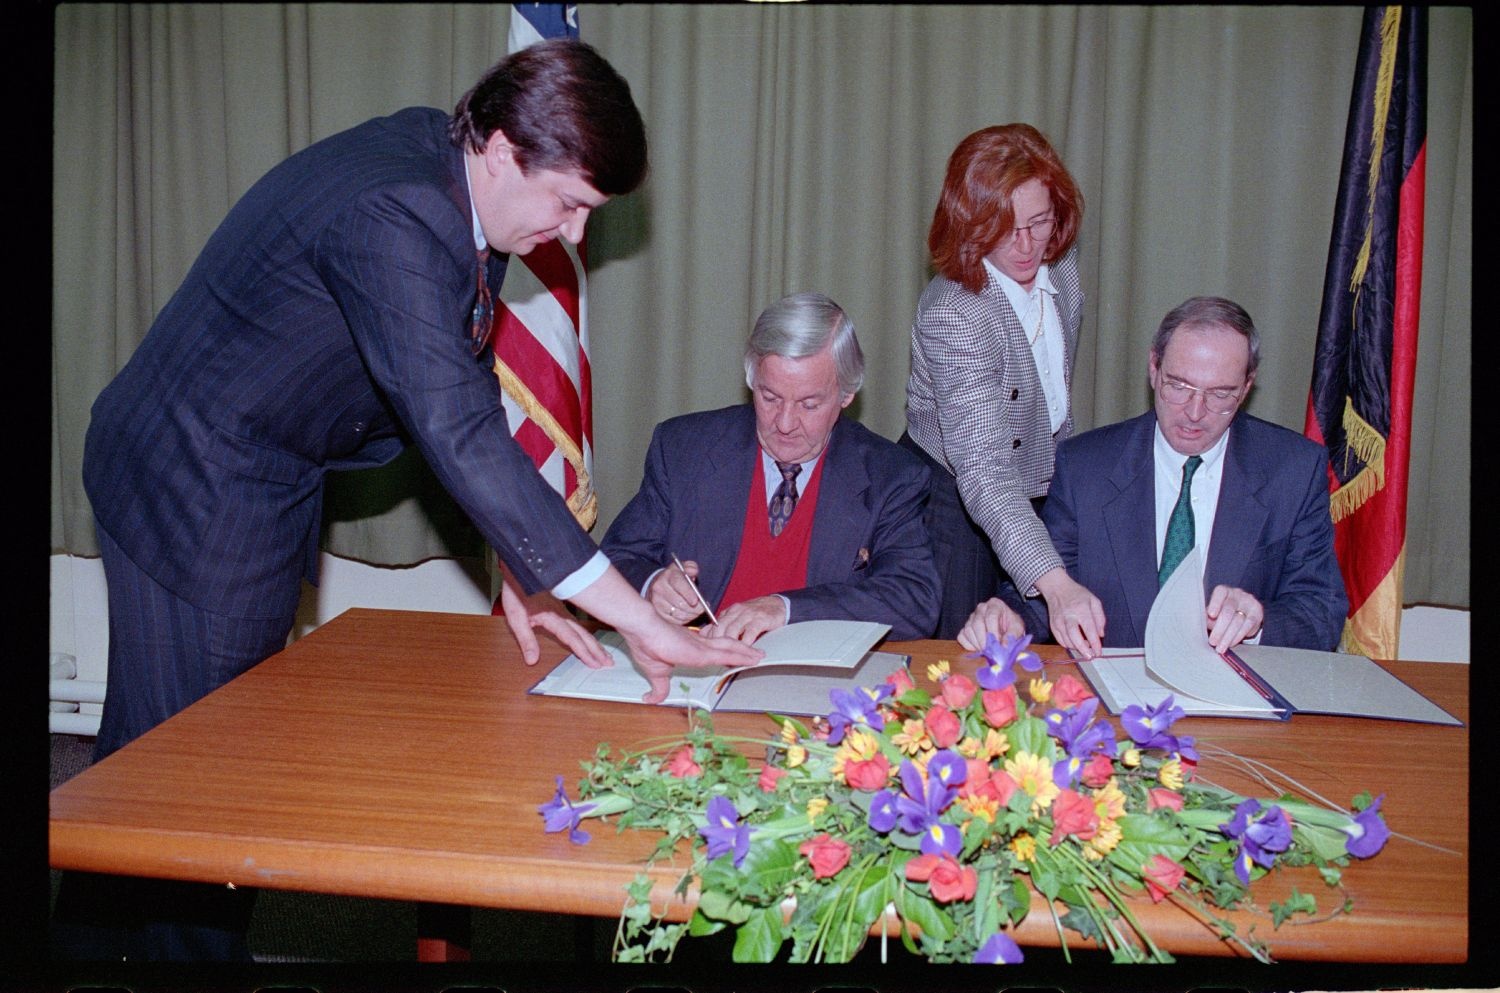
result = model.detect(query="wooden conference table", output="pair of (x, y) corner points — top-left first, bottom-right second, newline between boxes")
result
(49, 608), (1469, 962)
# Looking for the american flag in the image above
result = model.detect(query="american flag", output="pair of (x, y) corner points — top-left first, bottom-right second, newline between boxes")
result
(493, 2), (597, 529)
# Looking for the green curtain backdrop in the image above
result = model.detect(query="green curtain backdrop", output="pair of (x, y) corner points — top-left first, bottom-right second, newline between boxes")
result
(51, 4), (1471, 608)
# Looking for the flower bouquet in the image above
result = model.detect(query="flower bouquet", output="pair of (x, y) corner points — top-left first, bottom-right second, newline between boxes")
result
(540, 634), (1390, 964)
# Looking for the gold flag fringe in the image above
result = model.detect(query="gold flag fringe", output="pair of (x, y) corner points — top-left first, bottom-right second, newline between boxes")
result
(1329, 396), (1387, 522)
(1348, 6), (1403, 319)
(493, 357), (598, 531)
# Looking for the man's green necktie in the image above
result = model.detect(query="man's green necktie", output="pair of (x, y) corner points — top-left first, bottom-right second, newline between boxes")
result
(1158, 455), (1203, 585)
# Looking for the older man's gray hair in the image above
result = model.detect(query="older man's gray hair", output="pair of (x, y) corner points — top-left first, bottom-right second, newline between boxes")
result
(743, 292), (866, 397)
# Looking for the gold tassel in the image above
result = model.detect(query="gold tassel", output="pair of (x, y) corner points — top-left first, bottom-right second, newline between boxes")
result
(1348, 7), (1403, 318)
(1328, 396), (1388, 522)
(493, 358), (598, 531)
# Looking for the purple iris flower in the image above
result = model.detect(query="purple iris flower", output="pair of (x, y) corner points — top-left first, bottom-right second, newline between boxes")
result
(1343, 794), (1390, 858)
(868, 789), (900, 833)
(969, 632), (1043, 690)
(539, 775), (596, 845)
(1045, 698), (1116, 787)
(1219, 799), (1292, 884)
(869, 754), (968, 854)
(826, 683), (893, 744)
(1121, 695), (1198, 760)
(699, 795), (753, 867)
(973, 931), (1025, 964)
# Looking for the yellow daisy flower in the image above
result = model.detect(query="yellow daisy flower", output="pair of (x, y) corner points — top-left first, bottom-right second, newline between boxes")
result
(1092, 778), (1127, 822)
(1028, 677), (1053, 704)
(806, 797), (829, 822)
(959, 793), (999, 823)
(1121, 747), (1141, 768)
(956, 735), (982, 758)
(1010, 832), (1037, 863)
(892, 718), (934, 756)
(1159, 757), (1185, 791)
(1087, 817), (1123, 857)
(981, 728), (1010, 761)
(1004, 751), (1060, 815)
(926, 659), (951, 683)
(786, 744), (807, 769)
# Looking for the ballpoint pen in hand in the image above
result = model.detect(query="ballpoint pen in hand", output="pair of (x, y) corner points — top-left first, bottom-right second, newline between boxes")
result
(671, 552), (720, 626)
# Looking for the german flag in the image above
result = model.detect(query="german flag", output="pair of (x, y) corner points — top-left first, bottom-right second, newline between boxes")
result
(1304, 7), (1426, 659)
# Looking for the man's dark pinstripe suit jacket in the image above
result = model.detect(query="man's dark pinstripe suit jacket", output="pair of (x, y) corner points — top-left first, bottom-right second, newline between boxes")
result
(83, 107), (596, 621)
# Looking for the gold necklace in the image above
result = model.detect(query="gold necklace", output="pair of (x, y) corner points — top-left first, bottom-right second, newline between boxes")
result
(1028, 293), (1047, 346)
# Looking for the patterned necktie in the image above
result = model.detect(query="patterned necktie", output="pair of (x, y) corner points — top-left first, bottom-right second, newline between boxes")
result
(470, 247), (494, 357)
(768, 461), (802, 537)
(1158, 455), (1203, 586)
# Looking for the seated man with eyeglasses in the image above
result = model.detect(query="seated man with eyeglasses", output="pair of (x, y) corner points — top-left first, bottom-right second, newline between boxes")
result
(960, 296), (1347, 654)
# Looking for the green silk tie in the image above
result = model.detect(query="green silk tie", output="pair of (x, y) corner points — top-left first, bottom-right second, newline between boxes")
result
(1158, 455), (1203, 586)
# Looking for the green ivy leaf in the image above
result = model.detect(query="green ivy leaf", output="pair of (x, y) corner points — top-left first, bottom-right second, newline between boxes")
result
(1270, 887), (1317, 928)
(1007, 714), (1053, 758)
(697, 887), (755, 925)
(732, 905), (785, 962)
(894, 884), (954, 942)
(1294, 821), (1354, 863)
(1107, 812), (1194, 876)
(689, 908), (726, 937)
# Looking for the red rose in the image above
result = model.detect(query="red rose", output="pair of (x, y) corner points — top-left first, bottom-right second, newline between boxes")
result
(906, 853), (977, 903)
(663, 745), (701, 778)
(1147, 787), (1184, 812)
(989, 770), (1019, 806)
(939, 673), (977, 710)
(1052, 674), (1096, 709)
(925, 703), (962, 748)
(982, 686), (1019, 727)
(758, 764), (787, 792)
(843, 753), (892, 791)
(1143, 854), (1186, 902)
(959, 758), (995, 799)
(1048, 788), (1099, 845)
(1080, 752), (1115, 788)
(799, 833), (853, 878)
(886, 668), (916, 696)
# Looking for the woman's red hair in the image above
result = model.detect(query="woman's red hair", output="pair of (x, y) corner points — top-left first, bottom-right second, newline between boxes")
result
(928, 124), (1084, 294)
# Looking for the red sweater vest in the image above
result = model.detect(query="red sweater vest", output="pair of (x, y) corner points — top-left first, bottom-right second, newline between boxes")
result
(717, 453), (827, 610)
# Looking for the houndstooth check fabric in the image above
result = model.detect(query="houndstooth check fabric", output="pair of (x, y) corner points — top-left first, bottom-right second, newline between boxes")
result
(904, 246), (1084, 594)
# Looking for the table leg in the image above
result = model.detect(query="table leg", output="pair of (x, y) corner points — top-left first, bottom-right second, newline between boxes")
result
(416, 901), (472, 961)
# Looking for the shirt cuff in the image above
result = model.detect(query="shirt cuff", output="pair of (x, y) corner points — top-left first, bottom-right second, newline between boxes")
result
(550, 550), (611, 600)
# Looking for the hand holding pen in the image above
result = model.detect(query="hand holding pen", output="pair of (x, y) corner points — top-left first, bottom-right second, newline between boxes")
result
(647, 553), (720, 627)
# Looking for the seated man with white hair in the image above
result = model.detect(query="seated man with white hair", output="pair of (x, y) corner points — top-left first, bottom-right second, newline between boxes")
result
(602, 292), (942, 642)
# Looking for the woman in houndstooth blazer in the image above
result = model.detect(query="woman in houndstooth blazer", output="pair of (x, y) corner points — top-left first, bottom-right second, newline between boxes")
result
(901, 124), (1107, 656)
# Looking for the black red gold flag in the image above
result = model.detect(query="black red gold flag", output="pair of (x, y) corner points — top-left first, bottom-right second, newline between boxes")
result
(1304, 6), (1426, 658)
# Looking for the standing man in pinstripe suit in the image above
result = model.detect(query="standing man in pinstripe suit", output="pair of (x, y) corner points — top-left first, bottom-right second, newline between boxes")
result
(61, 39), (756, 961)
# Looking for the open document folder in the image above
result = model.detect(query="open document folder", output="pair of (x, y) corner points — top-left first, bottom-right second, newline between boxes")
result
(528, 619), (905, 715)
(1077, 548), (1462, 725)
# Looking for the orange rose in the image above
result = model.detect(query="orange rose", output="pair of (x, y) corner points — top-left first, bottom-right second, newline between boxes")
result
(925, 703), (962, 748)
(799, 833), (852, 878)
(843, 753), (892, 791)
(982, 686), (1019, 727)
(1052, 674), (1096, 709)
(1048, 788), (1099, 845)
(905, 853), (977, 903)
(758, 764), (787, 792)
(939, 673), (977, 710)
(663, 745), (701, 778)
(1143, 854), (1185, 902)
